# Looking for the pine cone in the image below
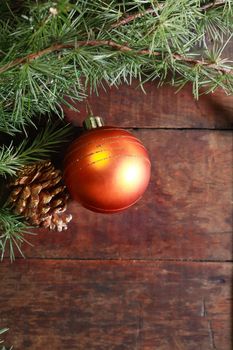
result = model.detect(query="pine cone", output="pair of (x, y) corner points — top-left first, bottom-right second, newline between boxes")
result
(8, 161), (72, 232)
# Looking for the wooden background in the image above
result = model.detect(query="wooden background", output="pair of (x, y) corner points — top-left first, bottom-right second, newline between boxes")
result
(0, 78), (232, 349)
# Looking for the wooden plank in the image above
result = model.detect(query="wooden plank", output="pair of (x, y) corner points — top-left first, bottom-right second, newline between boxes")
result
(0, 260), (232, 350)
(63, 81), (233, 129)
(21, 130), (232, 260)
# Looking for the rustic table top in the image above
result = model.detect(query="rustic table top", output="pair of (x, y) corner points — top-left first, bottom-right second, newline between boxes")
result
(0, 77), (232, 349)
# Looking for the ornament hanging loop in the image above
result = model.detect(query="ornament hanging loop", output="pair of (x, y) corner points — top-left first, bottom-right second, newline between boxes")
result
(85, 99), (94, 116)
(83, 116), (105, 130)
(84, 99), (105, 130)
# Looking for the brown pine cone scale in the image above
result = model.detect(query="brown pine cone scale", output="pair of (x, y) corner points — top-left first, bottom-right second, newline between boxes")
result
(8, 161), (72, 231)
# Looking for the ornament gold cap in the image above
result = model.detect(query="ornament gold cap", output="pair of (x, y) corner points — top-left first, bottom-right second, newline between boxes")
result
(83, 116), (105, 130)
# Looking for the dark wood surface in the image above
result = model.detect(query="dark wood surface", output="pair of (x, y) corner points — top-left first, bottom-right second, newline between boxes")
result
(1, 261), (232, 350)
(0, 81), (232, 349)
(64, 81), (233, 129)
(21, 130), (232, 261)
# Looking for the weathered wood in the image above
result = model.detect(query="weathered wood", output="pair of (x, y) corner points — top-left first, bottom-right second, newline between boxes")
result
(63, 81), (233, 129)
(0, 260), (231, 350)
(1, 62), (233, 350)
(21, 130), (233, 260)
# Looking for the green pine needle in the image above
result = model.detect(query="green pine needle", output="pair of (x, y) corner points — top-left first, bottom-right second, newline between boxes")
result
(0, 121), (74, 261)
(0, 328), (13, 350)
(0, 328), (8, 344)
(0, 0), (232, 135)
(0, 122), (74, 177)
(0, 208), (34, 262)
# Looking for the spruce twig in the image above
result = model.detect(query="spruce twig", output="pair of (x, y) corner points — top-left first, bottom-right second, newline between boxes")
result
(0, 0), (232, 134)
(0, 329), (8, 344)
(0, 40), (232, 76)
(0, 208), (34, 262)
(0, 121), (73, 261)
(0, 328), (12, 350)
(110, 6), (163, 29)
(200, 0), (228, 11)
(111, 0), (228, 29)
(0, 122), (73, 177)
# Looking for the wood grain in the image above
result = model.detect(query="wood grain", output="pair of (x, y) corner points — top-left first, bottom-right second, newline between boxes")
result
(63, 81), (233, 129)
(21, 130), (233, 260)
(1, 64), (233, 349)
(0, 260), (231, 350)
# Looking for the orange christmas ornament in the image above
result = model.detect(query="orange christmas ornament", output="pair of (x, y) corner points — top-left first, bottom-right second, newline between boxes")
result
(64, 116), (151, 213)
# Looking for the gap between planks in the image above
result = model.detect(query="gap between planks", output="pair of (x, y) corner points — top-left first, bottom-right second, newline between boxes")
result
(73, 127), (233, 131)
(12, 257), (233, 263)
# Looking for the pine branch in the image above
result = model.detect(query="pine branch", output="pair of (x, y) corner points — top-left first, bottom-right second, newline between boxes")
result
(0, 41), (155, 75)
(0, 0), (232, 127)
(0, 328), (13, 350)
(0, 40), (232, 77)
(0, 208), (34, 262)
(110, 6), (163, 29)
(111, 0), (229, 29)
(0, 122), (73, 177)
(0, 329), (8, 344)
(200, 0), (228, 11)
(0, 121), (74, 261)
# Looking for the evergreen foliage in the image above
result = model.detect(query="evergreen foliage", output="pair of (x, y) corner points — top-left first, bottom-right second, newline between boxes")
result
(0, 123), (73, 261)
(0, 0), (232, 134)
(0, 0), (232, 261)
(0, 328), (12, 350)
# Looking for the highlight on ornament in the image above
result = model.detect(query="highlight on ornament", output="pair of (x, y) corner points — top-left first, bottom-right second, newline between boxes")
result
(64, 115), (151, 213)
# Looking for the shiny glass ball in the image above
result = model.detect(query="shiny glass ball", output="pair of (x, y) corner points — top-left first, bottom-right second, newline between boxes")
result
(64, 126), (151, 213)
